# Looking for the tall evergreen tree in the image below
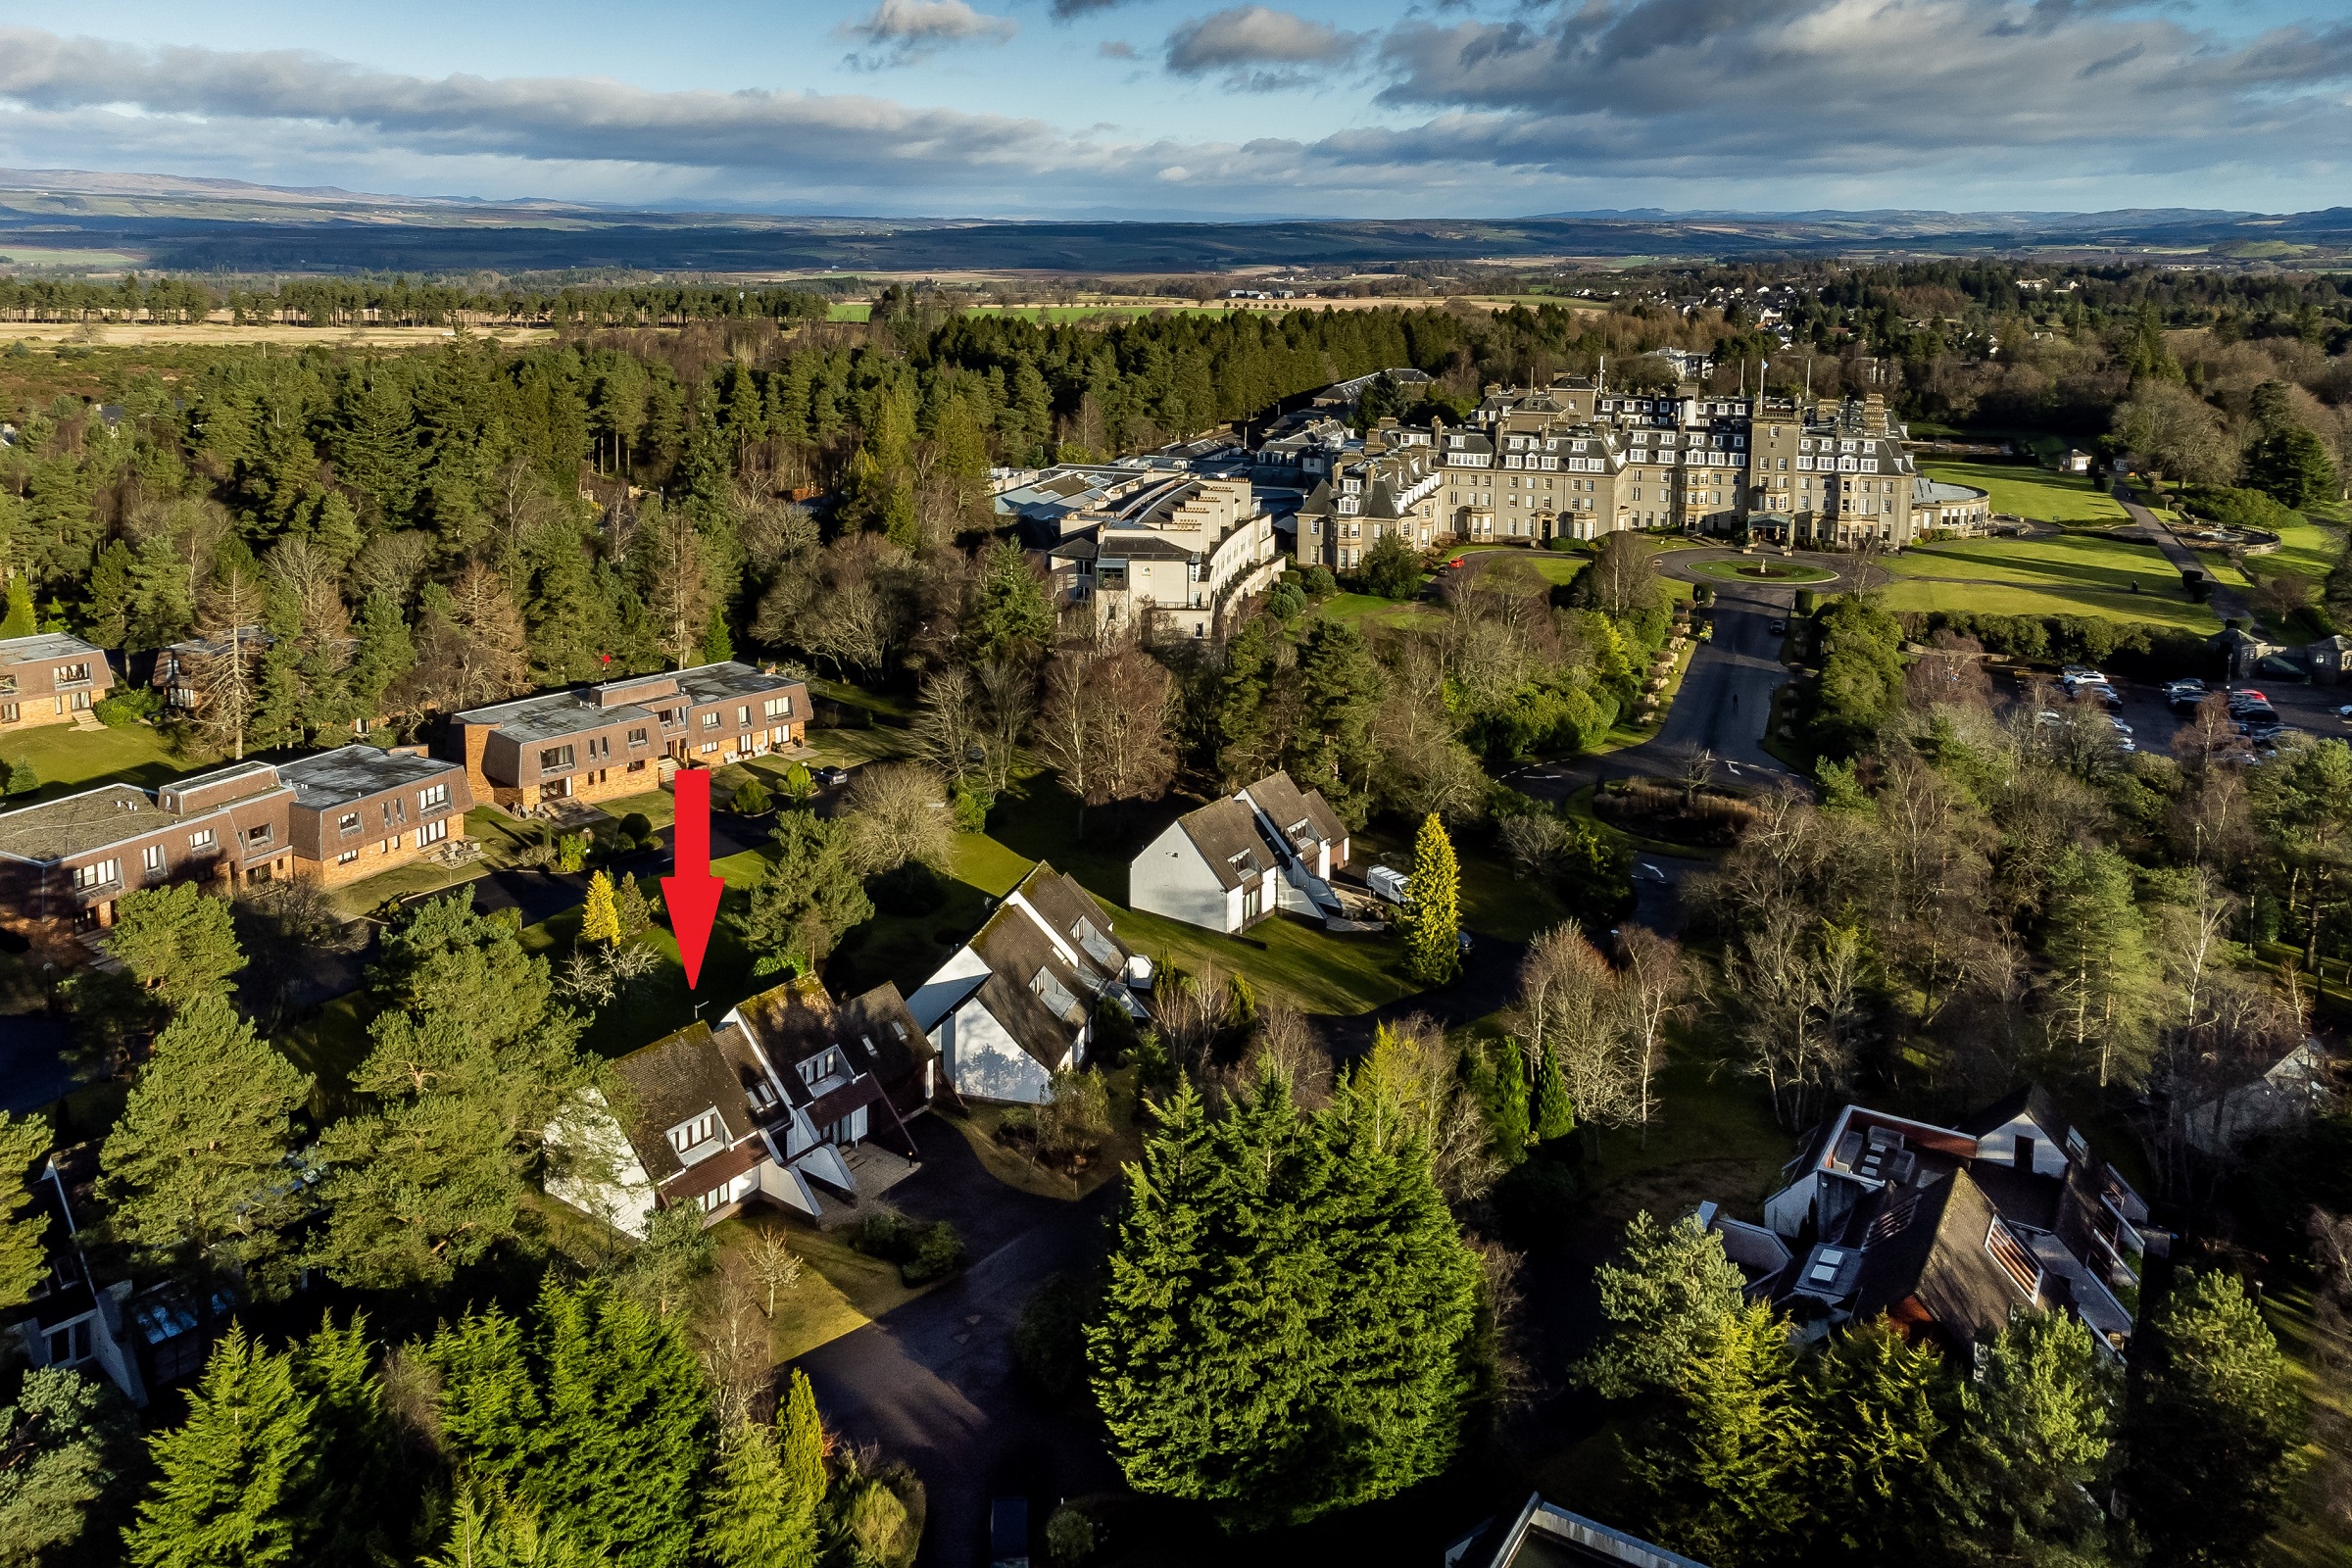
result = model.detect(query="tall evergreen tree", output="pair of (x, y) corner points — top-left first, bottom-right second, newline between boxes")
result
(1400, 812), (1463, 987)
(291, 1314), (414, 1564)
(1803, 1318), (1954, 1562)
(1952, 1308), (2117, 1566)
(0, 1109), (49, 1308)
(2126, 1270), (2304, 1568)
(579, 872), (620, 947)
(104, 883), (247, 1013)
(1575, 1210), (1748, 1398)
(1530, 1038), (1576, 1146)
(0, 1367), (141, 1568)
(126, 1328), (316, 1568)
(1630, 1300), (1813, 1568)
(2039, 846), (2157, 1087)
(98, 994), (313, 1293)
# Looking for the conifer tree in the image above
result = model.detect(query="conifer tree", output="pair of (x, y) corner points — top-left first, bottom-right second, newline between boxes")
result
(126, 1328), (316, 1568)
(291, 1313), (412, 1564)
(2126, 1270), (2304, 1567)
(699, 1376), (824, 1568)
(1803, 1317), (1953, 1561)
(0, 1109), (49, 1308)
(98, 994), (314, 1292)
(1953, 1307), (2116, 1562)
(1530, 1040), (1576, 1145)
(1576, 1211), (1747, 1398)
(579, 872), (620, 947)
(104, 882), (247, 1013)
(1630, 1300), (1812, 1568)
(1399, 812), (1462, 986)
(0, 1366), (141, 1565)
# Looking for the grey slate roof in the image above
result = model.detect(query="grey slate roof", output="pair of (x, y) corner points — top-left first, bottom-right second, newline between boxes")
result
(963, 863), (1131, 1069)
(277, 745), (463, 809)
(1173, 798), (1271, 893)
(456, 662), (795, 745)
(0, 632), (106, 666)
(1245, 769), (1345, 849)
(1847, 1167), (2037, 1348)
(609, 1021), (757, 1186)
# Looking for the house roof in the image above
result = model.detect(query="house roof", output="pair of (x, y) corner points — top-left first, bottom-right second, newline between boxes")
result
(730, 975), (938, 1101)
(608, 1021), (757, 1185)
(1848, 1167), (2037, 1348)
(455, 662), (800, 744)
(960, 863), (1131, 1069)
(1959, 1083), (2068, 1144)
(0, 771), (287, 865)
(0, 632), (106, 666)
(1172, 797), (1271, 892)
(1242, 769), (1345, 849)
(277, 745), (465, 810)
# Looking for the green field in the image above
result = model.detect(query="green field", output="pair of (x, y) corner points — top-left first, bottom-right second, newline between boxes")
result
(0, 721), (205, 803)
(1689, 557), (1836, 584)
(1871, 578), (2222, 633)
(1885, 531), (2181, 593)
(2259, 514), (2346, 582)
(823, 302), (871, 322)
(1921, 460), (2126, 526)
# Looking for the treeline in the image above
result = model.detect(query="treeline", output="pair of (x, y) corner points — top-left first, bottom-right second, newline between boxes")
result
(0, 273), (833, 328)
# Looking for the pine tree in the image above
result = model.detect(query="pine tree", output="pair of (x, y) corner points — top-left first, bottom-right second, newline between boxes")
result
(1400, 812), (1462, 986)
(98, 994), (314, 1291)
(1803, 1317), (1953, 1561)
(776, 1369), (826, 1552)
(961, 540), (1056, 664)
(291, 1313), (413, 1563)
(0, 576), (34, 640)
(1952, 1307), (2117, 1563)
(580, 872), (620, 947)
(126, 1328), (317, 1568)
(1576, 1211), (1748, 1398)
(0, 1109), (49, 1308)
(1530, 1039), (1576, 1146)
(1630, 1300), (1812, 1568)
(2040, 847), (2157, 1087)
(104, 883), (247, 1012)
(699, 605), (734, 665)
(699, 1413), (821, 1568)
(0, 1366), (141, 1566)
(1483, 1039), (1530, 1167)
(2126, 1270), (2304, 1567)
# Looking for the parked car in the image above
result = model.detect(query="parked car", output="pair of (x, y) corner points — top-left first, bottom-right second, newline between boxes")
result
(1634, 861), (1669, 885)
(2061, 664), (2108, 686)
(2108, 716), (2134, 736)
(2085, 684), (2123, 709)
(1769, 618), (1788, 635)
(813, 765), (851, 787)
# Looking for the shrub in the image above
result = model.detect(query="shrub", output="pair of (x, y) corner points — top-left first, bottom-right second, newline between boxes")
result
(729, 775), (773, 816)
(839, 1475), (918, 1568)
(1015, 1274), (1095, 1401)
(1264, 578), (1307, 620)
(951, 780), (994, 833)
(92, 687), (162, 727)
(780, 760), (816, 803)
(618, 811), (656, 850)
(1298, 564), (1337, 598)
(1354, 533), (1424, 601)
(1046, 1505), (1098, 1567)
(4, 756), (35, 796)
(856, 1206), (966, 1286)
(1546, 534), (1578, 551)
(556, 831), (588, 873)
(868, 859), (943, 915)
(1794, 588), (1820, 615)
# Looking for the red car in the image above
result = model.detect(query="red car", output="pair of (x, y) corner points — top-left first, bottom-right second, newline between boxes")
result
(1446, 557), (1465, 569)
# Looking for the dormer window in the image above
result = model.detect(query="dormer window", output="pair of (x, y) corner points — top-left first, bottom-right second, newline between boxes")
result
(799, 1048), (847, 1090)
(668, 1110), (721, 1156)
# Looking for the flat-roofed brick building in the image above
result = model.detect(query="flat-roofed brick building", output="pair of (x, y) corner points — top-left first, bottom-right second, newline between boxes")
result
(0, 633), (115, 734)
(447, 663), (809, 812)
(278, 745), (474, 888)
(0, 761), (294, 943)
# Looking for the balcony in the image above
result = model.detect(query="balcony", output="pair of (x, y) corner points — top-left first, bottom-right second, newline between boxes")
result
(71, 878), (122, 906)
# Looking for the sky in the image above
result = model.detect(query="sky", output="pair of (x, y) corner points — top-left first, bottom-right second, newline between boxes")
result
(0, 0), (2347, 220)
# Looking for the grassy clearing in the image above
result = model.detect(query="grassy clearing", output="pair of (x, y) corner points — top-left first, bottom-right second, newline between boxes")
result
(801, 727), (914, 768)
(1922, 460), (2127, 526)
(717, 1211), (929, 1363)
(1870, 578), (2223, 633)
(0, 721), (204, 802)
(1578, 1048), (1791, 1230)
(1316, 591), (1441, 629)
(1353, 820), (1571, 944)
(935, 1064), (1145, 1202)
(2261, 514), (2347, 583)
(1562, 783), (1730, 863)
(823, 303), (872, 323)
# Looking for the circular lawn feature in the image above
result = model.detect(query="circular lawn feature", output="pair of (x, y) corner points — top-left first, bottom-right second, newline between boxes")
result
(1689, 557), (1838, 584)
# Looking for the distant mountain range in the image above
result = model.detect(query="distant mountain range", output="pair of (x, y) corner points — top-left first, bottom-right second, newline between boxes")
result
(4, 168), (2350, 276)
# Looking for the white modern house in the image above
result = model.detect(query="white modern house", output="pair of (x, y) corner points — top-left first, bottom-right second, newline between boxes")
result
(546, 976), (934, 1235)
(1129, 770), (1349, 933)
(908, 862), (1147, 1104)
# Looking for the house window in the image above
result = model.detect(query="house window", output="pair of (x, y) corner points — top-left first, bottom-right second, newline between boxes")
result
(416, 818), (449, 849)
(337, 849), (359, 864)
(627, 727), (649, 748)
(419, 782), (449, 811)
(668, 1111), (720, 1153)
(0, 675), (14, 696)
(1985, 1217), (2042, 1298)
(338, 811), (362, 833)
(696, 1186), (728, 1214)
(700, 741), (719, 756)
(45, 1319), (93, 1366)
(799, 1048), (846, 1089)
(52, 662), (90, 685)
(143, 844), (166, 875)
(539, 745), (574, 772)
(73, 858), (119, 891)
(188, 829), (216, 852)
(244, 825), (272, 848)
(0, 704), (17, 723)
(761, 697), (792, 719)
(701, 711), (721, 729)
(735, 706), (751, 726)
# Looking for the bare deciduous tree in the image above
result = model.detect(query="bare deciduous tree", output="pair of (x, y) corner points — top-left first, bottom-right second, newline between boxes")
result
(1033, 643), (1177, 837)
(1616, 926), (1689, 1144)
(843, 761), (957, 875)
(1512, 922), (1634, 1133)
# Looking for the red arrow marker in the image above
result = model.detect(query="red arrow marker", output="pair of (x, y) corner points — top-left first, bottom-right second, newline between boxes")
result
(662, 767), (723, 990)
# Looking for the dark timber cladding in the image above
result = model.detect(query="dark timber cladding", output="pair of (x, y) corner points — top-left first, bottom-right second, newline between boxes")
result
(446, 662), (809, 811)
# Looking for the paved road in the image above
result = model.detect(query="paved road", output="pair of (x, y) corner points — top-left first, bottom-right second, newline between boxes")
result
(797, 1125), (1125, 1568)
(2114, 482), (2255, 623)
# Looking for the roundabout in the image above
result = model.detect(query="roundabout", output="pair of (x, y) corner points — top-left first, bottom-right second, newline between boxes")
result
(1686, 556), (1838, 585)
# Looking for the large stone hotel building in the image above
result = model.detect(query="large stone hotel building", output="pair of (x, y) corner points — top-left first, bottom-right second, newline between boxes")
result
(1292, 378), (1988, 570)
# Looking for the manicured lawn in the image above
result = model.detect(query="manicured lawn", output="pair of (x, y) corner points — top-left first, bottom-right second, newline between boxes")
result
(1921, 460), (2127, 526)
(2263, 514), (2345, 582)
(1870, 578), (2222, 633)
(0, 721), (204, 802)
(1317, 591), (1440, 629)
(1688, 557), (1836, 584)
(800, 727), (914, 768)
(1353, 820), (1572, 943)
(823, 302), (871, 322)
(716, 1211), (928, 1363)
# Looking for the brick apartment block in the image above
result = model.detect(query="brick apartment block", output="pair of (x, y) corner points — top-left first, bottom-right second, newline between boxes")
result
(447, 663), (810, 813)
(0, 633), (115, 733)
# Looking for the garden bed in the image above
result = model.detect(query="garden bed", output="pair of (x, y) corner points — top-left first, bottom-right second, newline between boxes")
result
(1591, 776), (1760, 849)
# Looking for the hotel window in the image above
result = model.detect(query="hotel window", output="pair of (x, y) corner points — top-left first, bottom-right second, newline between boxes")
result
(416, 818), (448, 849)
(540, 745), (574, 771)
(143, 844), (166, 874)
(245, 825), (272, 848)
(735, 705), (751, 726)
(418, 782), (449, 811)
(188, 829), (216, 851)
(701, 711), (721, 729)
(627, 726), (649, 747)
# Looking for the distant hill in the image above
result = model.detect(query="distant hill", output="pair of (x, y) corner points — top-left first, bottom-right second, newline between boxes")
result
(4, 168), (2351, 276)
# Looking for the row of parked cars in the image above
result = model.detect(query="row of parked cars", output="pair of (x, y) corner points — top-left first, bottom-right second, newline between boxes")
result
(2163, 678), (2308, 754)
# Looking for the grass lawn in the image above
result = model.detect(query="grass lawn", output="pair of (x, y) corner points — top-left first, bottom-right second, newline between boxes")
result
(1922, 460), (2127, 526)
(1562, 783), (1730, 863)
(1688, 557), (1836, 584)
(800, 727), (914, 768)
(2258, 1280), (2352, 1568)
(1578, 1047), (1791, 1230)
(1353, 819), (1573, 943)
(1317, 591), (1441, 629)
(2261, 513), (2346, 583)
(1870, 578), (2223, 633)
(823, 302), (871, 323)
(0, 721), (206, 802)
(715, 1210), (929, 1363)
(1873, 533), (2223, 631)
(934, 1064), (1145, 1201)
(806, 676), (914, 721)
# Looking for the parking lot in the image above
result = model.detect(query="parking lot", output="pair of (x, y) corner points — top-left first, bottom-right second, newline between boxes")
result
(2009, 665), (2348, 760)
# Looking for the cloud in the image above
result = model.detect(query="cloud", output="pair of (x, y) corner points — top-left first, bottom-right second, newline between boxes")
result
(835, 0), (1016, 68)
(1050, 0), (1132, 18)
(1099, 40), (1140, 60)
(1165, 5), (1369, 90)
(1365, 0), (2352, 181)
